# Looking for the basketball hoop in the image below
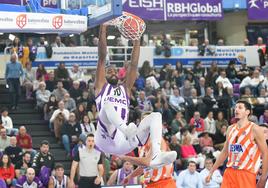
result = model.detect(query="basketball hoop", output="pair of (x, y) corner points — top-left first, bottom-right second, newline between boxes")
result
(106, 12), (146, 40)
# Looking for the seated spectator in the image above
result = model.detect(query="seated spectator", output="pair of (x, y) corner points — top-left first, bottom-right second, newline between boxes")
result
(33, 75), (45, 93)
(15, 152), (32, 179)
(50, 101), (70, 142)
(88, 103), (99, 125)
(225, 60), (239, 84)
(169, 136), (183, 170)
(215, 111), (228, 131)
(54, 63), (70, 90)
(251, 69), (264, 95)
(199, 132), (214, 153)
(52, 81), (67, 101)
(117, 61), (128, 82)
(213, 125), (227, 150)
(259, 109), (268, 124)
(200, 158), (222, 188)
(16, 126), (35, 157)
(180, 136), (205, 169)
(176, 161), (203, 188)
(185, 72), (198, 88)
(77, 90), (95, 112)
(44, 95), (58, 121)
(0, 128), (11, 152)
(63, 93), (76, 112)
(189, 127), (202, 154)
(69, 81), (82, 102)
(180, 80), (193, 98)
(169, 87), (185, 111)
(1, 108), (18, 136)
(0, 154), (15, 187)
(137, 91), (153, 112)
(161, 81), (173, 98)
(171, 69), (183, 88)
(189, 111), (205, 134)
(170, 111), (187, 135)
(74, 104), (87, 123)
(23, 62), (35, 100)
(32, 141), (55, 187)
(196, 77), (206, 97)
(214, 81), (228, 98)
(185, 88), (203, 121)
(16, 167), (43, 188)
(68, 64), (85, 83)
(236, 62), (250, 81)
(36, 82), (51, 110)
(51, 36), (65, 47)
(80, 115), (95, 136)
(36, 64), (48, 81)
(61, 113), (81, 157)
(203, 87), (217, 115)
(239, 70), (253, 92)
(4, 136), (22, 165)
(48, 163), (70, 188)
(192, 61), (205, 79)
(45, 72), (56, 92)
(204, 111), (216, 135)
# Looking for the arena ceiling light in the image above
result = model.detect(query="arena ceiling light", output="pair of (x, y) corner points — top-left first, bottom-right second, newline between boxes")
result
(107, 35), (115, 40)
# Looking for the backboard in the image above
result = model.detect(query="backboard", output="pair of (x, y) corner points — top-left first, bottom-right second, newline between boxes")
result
(87, 0), (122, 28)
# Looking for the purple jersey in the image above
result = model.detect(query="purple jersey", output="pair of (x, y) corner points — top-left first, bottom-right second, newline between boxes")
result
(16, 175), (44, 188)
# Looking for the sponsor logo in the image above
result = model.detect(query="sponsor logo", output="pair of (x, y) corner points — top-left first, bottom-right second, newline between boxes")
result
(42, 0), (57, 7)
(127, 0), (163, 8)
(104, 96), (127, 105)
(249, 0), (268, 9)
(16, 14), (27, 29)
(167, 2), (222, 14)
(230, 144), (243, 153)
(52, 16), (63, 29)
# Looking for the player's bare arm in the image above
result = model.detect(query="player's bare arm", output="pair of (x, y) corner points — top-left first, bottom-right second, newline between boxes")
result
(253, 125), (268, 188)
(95, 24), (107, 96)
(125, 40), (140, 95)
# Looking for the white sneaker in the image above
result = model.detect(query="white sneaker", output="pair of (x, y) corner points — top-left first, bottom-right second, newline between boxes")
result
(149, 151), (177, 168)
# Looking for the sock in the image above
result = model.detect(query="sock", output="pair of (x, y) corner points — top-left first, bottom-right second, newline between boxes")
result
(150, 113), (162, 157)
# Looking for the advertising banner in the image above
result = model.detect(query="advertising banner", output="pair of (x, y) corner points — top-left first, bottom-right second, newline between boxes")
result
(41, 0), (58, 8)
(248, 0), (268, 20)
(0, 11), (87, 33)
(0, 0), (22, 5)
(31, 46), (259, 69)
(122, 0), (223, 20)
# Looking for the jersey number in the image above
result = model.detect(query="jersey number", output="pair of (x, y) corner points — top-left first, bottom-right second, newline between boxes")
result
(114, 88), (121, 96)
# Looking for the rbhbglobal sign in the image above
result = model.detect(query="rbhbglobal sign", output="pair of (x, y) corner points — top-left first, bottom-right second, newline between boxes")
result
(123, 0), (223, 20)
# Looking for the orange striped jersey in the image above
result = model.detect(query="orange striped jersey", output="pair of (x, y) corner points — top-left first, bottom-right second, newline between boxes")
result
(226, 122), (261, 174)
(139, 139), (174, 184)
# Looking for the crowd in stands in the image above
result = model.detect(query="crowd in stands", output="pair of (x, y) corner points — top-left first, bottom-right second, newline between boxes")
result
(1, 35), (268, 188)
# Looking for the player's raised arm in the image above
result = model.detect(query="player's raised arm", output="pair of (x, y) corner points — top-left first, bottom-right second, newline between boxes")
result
(125, 40), (140, 95)
(95, 25), (107, 96)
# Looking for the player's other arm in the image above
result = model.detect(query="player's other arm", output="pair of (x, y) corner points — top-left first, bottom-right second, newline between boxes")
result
(125, 40), (140, 95)
(95, 25), (107, 96)
(254, 125), (268, 188)
(205, 127), (231, 182)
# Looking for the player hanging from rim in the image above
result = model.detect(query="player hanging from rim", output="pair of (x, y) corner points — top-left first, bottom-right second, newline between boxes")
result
(94, 24), (176, 168)
(206, 100), (268, 188)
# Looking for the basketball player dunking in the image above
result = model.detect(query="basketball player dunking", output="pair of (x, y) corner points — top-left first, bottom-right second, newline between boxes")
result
(206, 100), (268, 188)
(94, 25), (176, 168)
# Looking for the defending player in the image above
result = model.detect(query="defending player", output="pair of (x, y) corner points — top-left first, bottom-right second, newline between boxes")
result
(206, 100), (268, 188)
(94, 25), (176, 168)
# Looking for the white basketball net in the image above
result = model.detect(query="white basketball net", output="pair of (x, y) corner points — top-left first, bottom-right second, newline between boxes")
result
(106, 12), (146, 40)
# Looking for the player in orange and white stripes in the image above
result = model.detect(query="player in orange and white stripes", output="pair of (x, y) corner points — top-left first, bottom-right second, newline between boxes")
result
(206, 100), (268, 188)
(120, 138), (176, 188)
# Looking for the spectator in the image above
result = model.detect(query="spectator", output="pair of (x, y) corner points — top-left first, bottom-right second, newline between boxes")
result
(226, 60), (239, 84)
(243, 38), (249, 46)
(48, 163), (70, 188)
(5, 53), (24, 110)
(70, 134), (104, 188)
(169, 135), (183, 170)
(10, 37), (23, 60)
(251, 69), (264, 95)
(36, 82), (51, 110)
(137, 91), (153, 112)
(196, 77), (206, 97)
(88, 104), (99, 125)
(50, 101), (70, 142)
(215, 111), (228, 132)
(217, 39), (224, 46)
(1, 108), (18, 136)
(180, 80), (193, 98)
(180, 136), (205, 169)
(21, 38), (37, 68)
(0, 154), (15, 187)
(203, 87), (217, 115)
(36, 64), (48, 81)
(15, 152), (32, 179)
(52, 81), (67, 101)
(77, 90), (95, 112)
(237, 63), (250, 81)
(171, 70), (183, 88)
(185, 88), (203, 121)
(4, 136), (22, 165)
(43, 95), (58, 121)
(74, 104), (87, 123)
(199, 133), (214, 154)
(92, 37), (99, 46)
(215, 70), (232, 89)
(33, 75), (45, 92)
(169, 87), (185, 111)
(192, 61), (205, 79)
(200, 158), (222, 188)
(176, 161), (203, 188)
(51, 36), (65, 47)
(205, 62), (219, 89)
(16, 167), (43, 188)
(80, 115), (96, 136)
(0, 128), (11, 152)
(32, 140), (55, 186)
(159, 63), (172, 84)
(118, 61), (128, 81)
(45, 72), (55, 92)
(213, 125), (227, 150)
(23, 62), (35, 100)
(68, 64), (85, 83)
(170, 111), (187, 135)
(61, 113), (81, 157)
(189, 111), (205, 134)
(107, 161), (137, 185)
(259, 109), (268, 124)
(63, 93), (76, 112)
(54, 63), (70, 89)
(161, 81), (173, 98)
(16, 126), (35, 156)
(69, 81), (82, 102)
(204, 111), (216, 135)
(139, 60), (153, 78)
